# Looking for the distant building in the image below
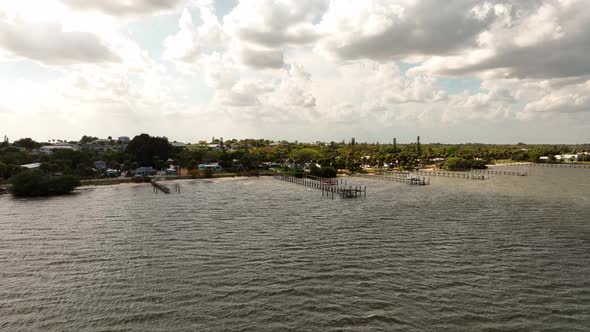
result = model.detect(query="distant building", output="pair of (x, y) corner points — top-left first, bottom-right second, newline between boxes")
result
(20, 162), (41, 169)
(164, 166), (179, 175)
(207, 144), (223, 151)
(118, 136), (130, 143)
(103, 169), (120, 177)
(94, 161), (107, 170)
(39, 145), (78, 154)
(133, 167), (157, 176)
(171, 142), (187, 149)
(198, 162), (222, 171)
(555, 154), (579, 162)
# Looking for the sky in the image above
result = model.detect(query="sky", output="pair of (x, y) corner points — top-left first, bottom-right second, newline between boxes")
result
(1, 0), (589, 144)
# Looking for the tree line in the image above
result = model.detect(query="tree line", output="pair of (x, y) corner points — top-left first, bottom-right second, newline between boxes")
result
(1, 135), (589, 184)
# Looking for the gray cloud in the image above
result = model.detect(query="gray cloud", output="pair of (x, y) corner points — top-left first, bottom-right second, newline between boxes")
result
(61, 0), (188, 17)
(410, 1), (590, 81)
(0, 21), (119, 65)
(225, 0), (328, 48)
(238, 46), (284, 69)
(443, 19), (590, 79)
(319, 0), (491, 61)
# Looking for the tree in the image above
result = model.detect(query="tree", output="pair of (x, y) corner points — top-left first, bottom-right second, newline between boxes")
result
(126, 134), (172, 167)
(0, 161), (7, 179)
(291, 148), (322, 164)
(187, 160), (197, 171)
(11, 170), (80, 197)
(13, 138), (41, 149)
(79, 135), (99, 144)
(311, 166), (337, 178)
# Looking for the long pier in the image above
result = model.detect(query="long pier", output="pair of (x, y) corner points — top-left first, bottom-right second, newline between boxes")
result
(493, 162), (590, 169)
(377, 170), (483, 180)
(472, 169), (527, 176)
(273, 173), (366, 198)
(151, 180), (171, 193)
(352, 172), (430, 185)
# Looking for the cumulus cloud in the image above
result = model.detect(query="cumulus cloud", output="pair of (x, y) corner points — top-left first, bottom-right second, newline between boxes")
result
(0, 19), (119, 65)
(236, 44), (284, 69)
(164, 0), (329, 69)
(61, 0), (189, 17)
(163, 4), (226, 64)
(524, 80), (590, 114)
(2, 0), (590, 142)
(316, 0), (491, 61)
(413, 0), (590, 80)
(223, 0), (327, 47)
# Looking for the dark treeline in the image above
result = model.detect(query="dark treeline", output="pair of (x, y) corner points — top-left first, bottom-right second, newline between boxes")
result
(1, 135), (589, 183)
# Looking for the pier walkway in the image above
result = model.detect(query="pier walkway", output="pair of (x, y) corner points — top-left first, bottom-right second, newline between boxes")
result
(273, 173), (366, 198)
(352, 172), (430, 185)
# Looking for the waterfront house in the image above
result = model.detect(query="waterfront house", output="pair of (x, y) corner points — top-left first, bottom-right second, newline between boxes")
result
(103, 169), (119, 177)
(198, 162), (222, 171)
(555, 154), (579, 162)
(133, 166), (157, 176)
(20, 162), (41, 169)
(207, 144), (224, 151)
(165, 166), (179, 175)
(94, 161), (107, 171)
(39, 145), (78, 154)
(171, 142), (187, 149)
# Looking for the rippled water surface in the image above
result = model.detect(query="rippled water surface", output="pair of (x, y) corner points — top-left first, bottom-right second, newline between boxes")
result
(1, 166), (589, 331)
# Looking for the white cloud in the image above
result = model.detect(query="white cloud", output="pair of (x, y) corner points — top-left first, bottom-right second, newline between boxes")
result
(413, 0), (590, 80)
(524, 80), (590, 114)
(60, 0), (190, 17)
(163, 4), (226, 64)
(2, 0), (590, 142)
(316, 0), (491, 61)
(0, 19), (119, 65)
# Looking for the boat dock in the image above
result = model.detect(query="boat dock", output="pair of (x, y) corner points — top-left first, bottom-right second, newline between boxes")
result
(497, 162), (590, 169)
(273, 173), (366, 198)
(352, 172), (430, 185)
(151, 180), (181, 194)
(151, 180), (170, 193)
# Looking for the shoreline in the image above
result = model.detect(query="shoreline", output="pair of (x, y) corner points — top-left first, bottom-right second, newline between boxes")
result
(79, 172), (275, 187)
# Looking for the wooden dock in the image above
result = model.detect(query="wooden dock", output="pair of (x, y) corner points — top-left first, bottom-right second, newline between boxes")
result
(273, 173), (366, 198)
(352, 172), (430, 185)
(496, 162), (590, 169)
(372, 168), (527, 180)
(151, 180), (171, 193)
(476, 169), (527, 176)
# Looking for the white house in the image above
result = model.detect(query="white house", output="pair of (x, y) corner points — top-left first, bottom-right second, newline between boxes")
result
(198, 162), (222, 171)
(20, 162), (41, 169)
(171, 142), (187, 149)
(39, 145), (78, 154)
(555, 154), (579, 162)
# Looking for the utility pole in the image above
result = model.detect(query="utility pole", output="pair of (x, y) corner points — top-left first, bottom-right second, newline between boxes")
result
(417, 136), (422, 156)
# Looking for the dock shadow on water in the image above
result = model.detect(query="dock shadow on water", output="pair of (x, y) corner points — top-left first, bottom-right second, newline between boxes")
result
(1, 169), (589, 331)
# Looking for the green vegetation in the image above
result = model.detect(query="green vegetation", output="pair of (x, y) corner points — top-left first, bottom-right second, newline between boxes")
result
(1, 133), (588, 193)
(11, 170), (80, 197)
(311, 166), (337, 178)
(444, 158), (488, 171)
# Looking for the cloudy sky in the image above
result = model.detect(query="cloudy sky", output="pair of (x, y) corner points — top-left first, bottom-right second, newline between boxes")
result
(1, 0), (589, 144)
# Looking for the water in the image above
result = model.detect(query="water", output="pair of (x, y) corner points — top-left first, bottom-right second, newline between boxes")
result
(1, 167), (589, 331)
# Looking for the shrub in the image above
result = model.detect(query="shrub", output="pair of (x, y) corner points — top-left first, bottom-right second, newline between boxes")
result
(11, 170), (80, 197)
(310, 166), (337, 178)
(444, 157), (488, 171)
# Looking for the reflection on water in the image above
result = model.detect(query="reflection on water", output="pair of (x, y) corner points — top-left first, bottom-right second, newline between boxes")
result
(1, 167), (589, 331)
